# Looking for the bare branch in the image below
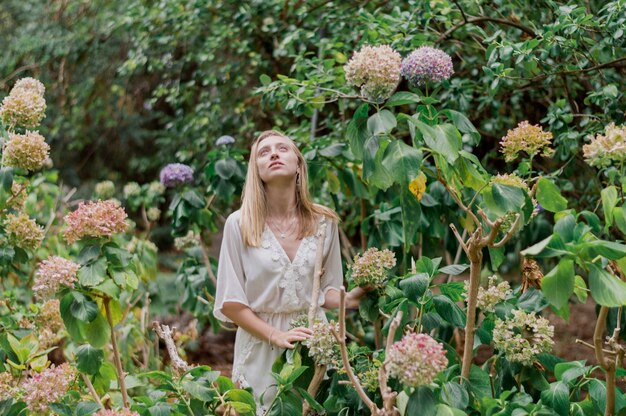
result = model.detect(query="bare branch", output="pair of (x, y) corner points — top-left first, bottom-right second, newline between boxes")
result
(436, 16), (537, 44)
(492, 214), (521, 248)
(153, 321), (191, 375)
(449, 224), (469, 255)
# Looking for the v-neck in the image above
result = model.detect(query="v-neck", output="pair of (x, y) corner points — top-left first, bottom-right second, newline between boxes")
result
(267, 226), (304, 264)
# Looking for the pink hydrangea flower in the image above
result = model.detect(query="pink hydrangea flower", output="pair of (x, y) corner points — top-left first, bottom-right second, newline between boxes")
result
(34, 256), (80, 298)
(21, 363), (76, 414)
(387, 333), (448, 387)
(344, 45), (402, 103)
(3, 131), (50, 172)
(401, 46), (454, 86)
(350, 247), (396, 287)
(94, 409), (141, 416)
(63, 200), (129, 244)
(499, 121), (554, 162)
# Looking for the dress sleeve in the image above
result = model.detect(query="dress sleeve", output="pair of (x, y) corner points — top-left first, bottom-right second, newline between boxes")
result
(213, 213), (249, 322)
(320, 219), (344, 306)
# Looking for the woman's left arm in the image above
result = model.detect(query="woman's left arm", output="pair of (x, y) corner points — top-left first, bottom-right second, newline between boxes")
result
(322, 286), (367, 310)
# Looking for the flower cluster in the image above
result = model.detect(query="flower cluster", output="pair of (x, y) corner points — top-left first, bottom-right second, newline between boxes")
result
(465, 275), (512, 313)
(63, 200), (129, 244)
(123, 182), (141, 198)
(409, 172), (427, 201)
(21, 363), (76, 415)
(3, 212), (44, 250)
(94, 409), (141, 416)
(358, 361), (382, 392)
(401, 46), (454, 86)
(8, 181), (27, 208)
(387, 332), (448, 387)
(148, 180), (166, 196)
(95, 180), (115, 199)
(159, 163), (194, 187)
(33, 256), (80, 298)
(493, 309), (554, 366)
(174, 230), (201, 250)
(500, 121), (554, 162)
(147, 207), (161, 222)
(0, 371), (15, 400)
(582, 123), (626, 169)
(304, 321), (340, 367)
(351, 247), (396, 287)
(490, 173), (529, 191)
(3, 131), (50, 171)
(35, 299), (64, 348)
(0, 78), (46, 128)
(344, 45), (402, 103)
(216, 135), (235, 146)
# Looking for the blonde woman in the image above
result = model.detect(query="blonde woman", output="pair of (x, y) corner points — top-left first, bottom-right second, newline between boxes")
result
(214, 130), (365, 412)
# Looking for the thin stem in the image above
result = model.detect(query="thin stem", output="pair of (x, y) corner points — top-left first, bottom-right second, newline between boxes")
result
(104, 297), (130, 408)
(81, 373), (103, 407)
(461, 253), (482, 380)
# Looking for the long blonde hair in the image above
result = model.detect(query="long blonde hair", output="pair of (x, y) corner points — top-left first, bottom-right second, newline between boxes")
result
(240, 130), (338, 247)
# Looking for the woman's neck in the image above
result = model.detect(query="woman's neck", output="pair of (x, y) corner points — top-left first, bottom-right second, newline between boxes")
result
(265, 183), (297, 218)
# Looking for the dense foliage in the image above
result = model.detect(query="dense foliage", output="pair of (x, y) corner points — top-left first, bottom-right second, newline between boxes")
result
(1, 0), (626, 415)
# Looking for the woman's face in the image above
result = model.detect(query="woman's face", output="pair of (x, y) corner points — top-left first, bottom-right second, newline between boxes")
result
(255, 135), (299, 185)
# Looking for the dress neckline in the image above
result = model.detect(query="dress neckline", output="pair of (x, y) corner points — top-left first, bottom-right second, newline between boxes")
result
(266, 226), (304, 264)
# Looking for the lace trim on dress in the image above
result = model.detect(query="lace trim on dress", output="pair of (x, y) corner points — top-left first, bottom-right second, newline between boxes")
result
(262, 217), (327, 310)
(232, 335), (258, 389)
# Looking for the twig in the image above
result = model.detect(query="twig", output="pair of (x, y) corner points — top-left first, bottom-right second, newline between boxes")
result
(81, 373), (103, 407)
(449, 224), (469, 255)
(104, 297), (130, 408)
(492, 214), (521, 248)
(152, 321), (191, 375)
(379, 312), (403, 415)
(436, 16), (537, 44)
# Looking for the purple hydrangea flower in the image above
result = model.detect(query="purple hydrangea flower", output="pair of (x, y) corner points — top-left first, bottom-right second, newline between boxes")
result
(216, 135), (235, 146)
(159, 163), (194, 187)
(401, 46), (454, 86)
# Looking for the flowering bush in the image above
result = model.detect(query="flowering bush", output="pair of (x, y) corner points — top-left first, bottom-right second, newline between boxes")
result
(303, 321), (340, 367)
(19, 363), (76, 415)
(3, 211), (44, 250)
(401, 46), (454, 86)
(465, 275), (512, 313)
(2, 131), (50, 171)
(344, 44), (401, 102)
(350, 247), (396, 287)
(63, 199), (129, 244)
(0, 78), (46, 128)
(387, 332), (448, 387)
(582, 123), (626, 168)
(33, 256), (80, 298)
(500, 121), (554, 162)
(493, 309), (554, 366)
(159, 163), (194, 187)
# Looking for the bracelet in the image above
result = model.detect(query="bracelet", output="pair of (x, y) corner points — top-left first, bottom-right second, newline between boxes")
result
(268, 328), (276, 346)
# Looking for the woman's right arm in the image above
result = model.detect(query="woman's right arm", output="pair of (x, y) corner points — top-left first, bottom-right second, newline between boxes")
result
(221, 302), (312, 349)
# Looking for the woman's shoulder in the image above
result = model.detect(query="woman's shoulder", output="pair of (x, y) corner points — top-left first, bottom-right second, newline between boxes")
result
(311, 204), (339, 224)
(224, 210), (243, 229)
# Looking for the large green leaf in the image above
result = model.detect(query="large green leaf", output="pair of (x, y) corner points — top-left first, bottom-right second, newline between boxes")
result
(433, 295), (466, 327)
(382, 139), (422, 186)
(82, 312), (110, 348)
(76, 345), (104, 375)
(536, 177), (567, 213)
(367, 109), (397, 135)
(399, 273), (430, 300)
(542, 259), (574, 309)
(385, 91), (421, 107)
(406, 386), (436, 416)
(440, 382), (469, 409)
(454, 157), (487, 191)
(215, 158), (238, 180)
(541, 382), (570, 416)
(580, 240), (626, 260)
(484, 183), (527, 216)
(69, 293), (100, 322)
(363, 136), (393, 190)
(346, 103), (370, 159)
(78, 257), (108, 287)
(409, 119), (462, 164)
(60, 293), (85, 342)
(601, 186), (618, 230)
(588, 263), (626, 307)
(442, 109), (481, 145)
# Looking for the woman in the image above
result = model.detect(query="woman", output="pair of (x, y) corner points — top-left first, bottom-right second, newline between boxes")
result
(214, 130), (364, 412)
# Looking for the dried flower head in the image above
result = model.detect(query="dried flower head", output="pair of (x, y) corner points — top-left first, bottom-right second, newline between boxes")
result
(0, 86), (46, 128)
(159, 163), (194, 187)
(401, 46), (454, 86)
(36, 299), (63, 348)
(521, 258), (543, 293)
(350, 247), (396, 287)
(582, 123), (626, 169)
(216, 135), (235, 146)
(63, 200), (129, 244)
(387, 332), (448, 387)
(409, 172), (427, 201)
(303, 321), (340, 367)
(13, 77), (45, 96)
(3, 131), (50, 171)
(464, 275), (512, 313)
(147, 207), (161, 222)
(490, 173), (529, 191)
(344, 44), (402, 103)
(94, 180), (115, 199)
(0, 371), (16, 400)
(34, 256), (80, 299)
(123, 182), (141, 199)
(21, 363), (76, 415)
(8, 181), (27, 208)
(3, 211), (44, 250)
(500, 121), (554, 162)
(174, 230), (201, 250)
(493, 309), (554, 366)
(94, 409), (141, 416)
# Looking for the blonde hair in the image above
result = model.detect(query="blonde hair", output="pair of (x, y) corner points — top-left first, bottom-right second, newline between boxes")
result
(240, 130), (338, 246)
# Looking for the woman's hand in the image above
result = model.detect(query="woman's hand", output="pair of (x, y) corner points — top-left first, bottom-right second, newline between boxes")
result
(271, 326), (313, 349)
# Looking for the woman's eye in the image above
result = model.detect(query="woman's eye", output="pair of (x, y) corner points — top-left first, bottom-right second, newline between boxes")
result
(280, 146), (288, 151)
(259, 150), (268, 156)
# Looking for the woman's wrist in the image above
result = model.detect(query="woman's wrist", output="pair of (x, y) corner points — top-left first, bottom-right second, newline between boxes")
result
(268, 327), (276, 346)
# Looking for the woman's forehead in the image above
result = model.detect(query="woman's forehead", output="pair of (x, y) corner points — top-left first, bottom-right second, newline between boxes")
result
(257, 135), (293, 147)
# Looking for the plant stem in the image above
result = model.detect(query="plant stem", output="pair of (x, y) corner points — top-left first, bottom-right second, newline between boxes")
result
(104, 296), (130, 408)
(461, 253), (482, 380)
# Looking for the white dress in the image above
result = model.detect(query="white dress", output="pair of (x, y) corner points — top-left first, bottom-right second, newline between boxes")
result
(213, 210), (343, 413)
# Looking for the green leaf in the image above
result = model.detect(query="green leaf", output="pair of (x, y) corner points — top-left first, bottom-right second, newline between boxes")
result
(182, 380), (214, 401)
(69, 293), (100, 322)
(433, 295), (466, 327)
(382, 139), (422, 186)
(215, 158), (238, 180)
(367, 109), (396, 135)
(215, 376), (235, 394)
(489, 246), (505, 269)
(573, 275), (588, 303)
(359, 294), (380, 321)
(267, 390), (301, 416)
(385, 91), (421, 107)
(399, 273), (430, 300)
(442, 109), (481, 145)
(225, 389), (256, 412)
(536, 177), (568, 212)
(468, 365), (492, 399)
(612, 205), (626, 235)
(76, 345), (104, 375)
(363, 136), (393, 190)
(440, 382), (469, 409)
(601, 186), (618, 229)
(580, 240), (626, 260)
(346, 103), (370, 159)
(182, 190), (205, 208)
(409, 119), (461, 164)
(541, 259), (574, 309)
(75, 402), (101, 416)
(82, 312), (110, 348)
(406, 386), (436, 416)
(259, 74), (271, 85)
(147, 403), (172, 416)
(437, 282), (466, 302)
(439, 264), (469, 275)
(103, 243), (132, 268)
(484, 183), (526, 216)
(0, 167), (13, 192)
(48, 403), (73, 416)
(588, 263), (626, 307)
(541, 382), (569, 416)
(78, 257), (108, 287)
(60, 293), (85, 342)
